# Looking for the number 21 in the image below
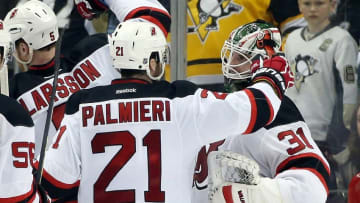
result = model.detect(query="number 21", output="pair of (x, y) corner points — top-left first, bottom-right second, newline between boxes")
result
(91, 130), (165, 203)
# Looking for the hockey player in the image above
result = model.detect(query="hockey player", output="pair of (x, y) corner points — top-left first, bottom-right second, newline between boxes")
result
(0, 20), (45, 202)
(4, 0), (170, 156)
(186, 0), (306, 91)
(38, 20), (294, 202)
(191, 21), (329, 203)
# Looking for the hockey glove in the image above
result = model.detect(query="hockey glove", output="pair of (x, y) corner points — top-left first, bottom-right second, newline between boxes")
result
(75, 0), (108, 20)
(250, 55), (294, 99)
(208, 151), (284, 203)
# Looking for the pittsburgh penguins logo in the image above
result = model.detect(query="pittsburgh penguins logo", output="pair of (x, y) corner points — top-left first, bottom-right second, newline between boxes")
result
(188, 0), (243, 42)
(290, 54), (318, 91)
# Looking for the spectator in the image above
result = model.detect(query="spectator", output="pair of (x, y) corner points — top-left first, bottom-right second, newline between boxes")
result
(284, 0), (358, 201)
(186, 0), (306, 91)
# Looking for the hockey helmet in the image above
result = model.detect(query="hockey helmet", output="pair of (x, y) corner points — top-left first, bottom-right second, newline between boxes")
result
(4, 0), (59, 51)
(108, 21), (169, 80)
(221, 20), (281, 91)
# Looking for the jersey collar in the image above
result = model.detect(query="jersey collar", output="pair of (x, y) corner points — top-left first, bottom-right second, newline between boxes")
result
(28, 58), (55, 71)
(111, 78), (150, 85)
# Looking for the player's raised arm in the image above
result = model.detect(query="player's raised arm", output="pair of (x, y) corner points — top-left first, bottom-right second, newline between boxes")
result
(74, 0), (171, 36)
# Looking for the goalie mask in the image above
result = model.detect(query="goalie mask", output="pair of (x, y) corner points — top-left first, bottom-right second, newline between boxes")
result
(0, 20), (14, 69)
(221, 20), (281, 92)
(108, 21), (169, 81)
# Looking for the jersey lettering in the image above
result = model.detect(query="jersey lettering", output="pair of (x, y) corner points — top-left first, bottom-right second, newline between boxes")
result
(82, 100), (171, 127)
(91, 130), (165, 203)
(18, 60), (101, 116)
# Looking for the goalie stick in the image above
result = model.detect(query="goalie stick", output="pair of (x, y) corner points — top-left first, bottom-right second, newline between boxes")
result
(35, 26), (67, 185)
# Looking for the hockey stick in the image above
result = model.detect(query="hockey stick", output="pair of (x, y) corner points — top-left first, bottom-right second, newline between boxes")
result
(35, 26), (66, 185)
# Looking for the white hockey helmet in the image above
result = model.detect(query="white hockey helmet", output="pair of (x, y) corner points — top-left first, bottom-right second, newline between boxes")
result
(108, 21), (169, 80)
(0, 20), (14, 68)
(4, 0), (59, 51)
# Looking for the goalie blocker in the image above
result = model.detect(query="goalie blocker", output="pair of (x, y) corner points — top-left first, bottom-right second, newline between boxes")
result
(208, 151), (284, 203)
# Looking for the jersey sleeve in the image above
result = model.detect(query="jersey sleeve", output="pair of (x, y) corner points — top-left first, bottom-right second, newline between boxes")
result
(40, 104), (81, 199)
(267, 122), (330, 203)
(275, 169), (328, 203)
(334, 32), (358, 105)
(104, 0), (171, 36)
(181, 82), (281, 145)
(0, 95), (38, 202)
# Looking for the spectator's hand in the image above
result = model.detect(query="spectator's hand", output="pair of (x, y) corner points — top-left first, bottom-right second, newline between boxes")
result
(250, 55), (294, 99)
(75, 0), (108, 20)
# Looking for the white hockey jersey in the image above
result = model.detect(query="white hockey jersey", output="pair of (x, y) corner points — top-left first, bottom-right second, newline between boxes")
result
(0, 95), (41, 202)
(192, 97), (330, 203)
(40, 79), (281, 203)
(10, 0), (170, 157)
(285, 25), (358, 142)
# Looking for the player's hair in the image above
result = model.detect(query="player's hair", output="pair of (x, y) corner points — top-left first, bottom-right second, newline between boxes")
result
(119, 69), (147, 78)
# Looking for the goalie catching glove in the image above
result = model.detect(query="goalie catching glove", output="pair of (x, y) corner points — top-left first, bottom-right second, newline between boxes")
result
(208, 151), (284, 203)
(250, 55), (294, 99)
(75, 0), (108, 20)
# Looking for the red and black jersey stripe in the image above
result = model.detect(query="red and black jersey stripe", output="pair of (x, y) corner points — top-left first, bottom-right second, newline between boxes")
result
(124, 6), (171, 37)
(243, 88), (275, 134)
(276, 153), (330, 194)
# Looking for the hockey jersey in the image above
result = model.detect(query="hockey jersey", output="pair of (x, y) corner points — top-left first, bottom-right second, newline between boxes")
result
(9, 0), (171, 157)
(40, 79), (281, 203)
(192, 96), (330, 203)
(285, 25), (358, 142)
(0, 94), (41, 202)
(186, 0), (305, 88)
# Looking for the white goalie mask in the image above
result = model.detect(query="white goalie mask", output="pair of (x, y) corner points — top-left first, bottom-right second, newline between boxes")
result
(4, 0), (59, 64)
(221, 21), (281, 81)
(108, 21), (169, 81)
(0, 20), (14, 69)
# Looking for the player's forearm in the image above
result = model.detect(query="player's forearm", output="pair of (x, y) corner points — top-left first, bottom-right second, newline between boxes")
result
(276, 169), (328, 203)
(104, 0), (171, 36)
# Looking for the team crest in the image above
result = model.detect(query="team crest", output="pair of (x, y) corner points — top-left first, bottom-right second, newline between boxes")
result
(187, 0), (243, 43)
(290, 54), (318, 91)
